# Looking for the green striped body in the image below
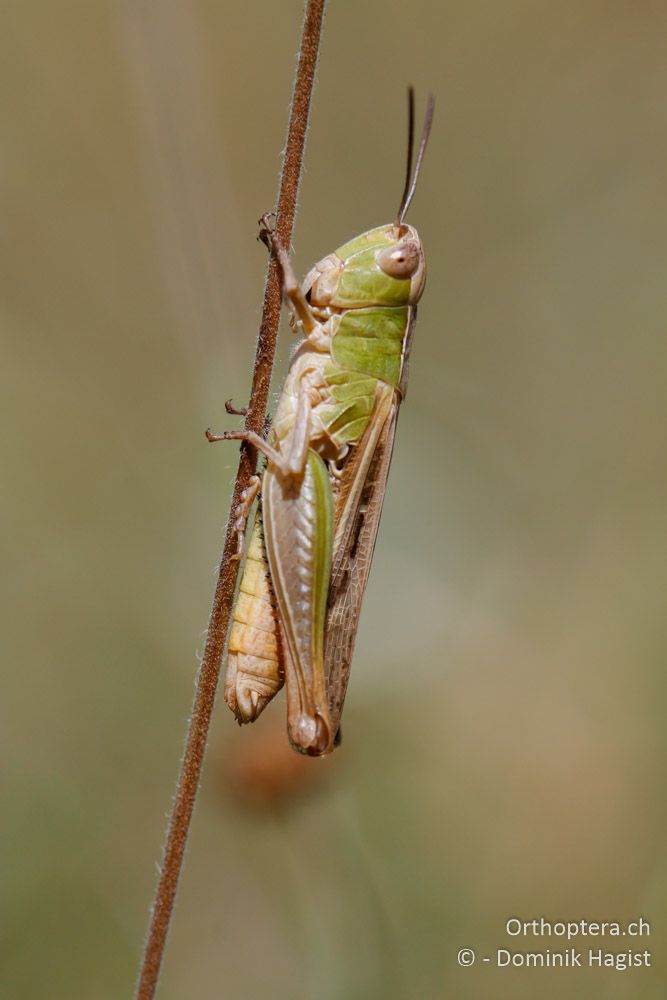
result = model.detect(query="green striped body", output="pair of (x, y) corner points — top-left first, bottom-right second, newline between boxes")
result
(272, 302), (409, 460)
(226, 223), (425, 755)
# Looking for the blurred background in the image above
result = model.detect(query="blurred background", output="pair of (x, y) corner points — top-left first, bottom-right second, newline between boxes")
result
(2, 2), (667, 998)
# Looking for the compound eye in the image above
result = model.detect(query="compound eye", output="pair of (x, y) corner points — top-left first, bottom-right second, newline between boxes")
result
(376, 241), (420, 279)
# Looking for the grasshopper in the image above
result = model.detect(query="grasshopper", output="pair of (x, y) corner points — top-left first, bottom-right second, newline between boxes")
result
(208, 90), (434, 756)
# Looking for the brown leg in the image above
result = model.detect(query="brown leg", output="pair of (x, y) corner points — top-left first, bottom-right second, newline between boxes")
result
(205, 428), (284, 469)
(229, 474), (261, 561)
(258, 214), (319, 336)
(206, 426), (310, 485)
(223, 399), (268, 433)
(206, 367), (320, 482)
(225, 398), (248, 417)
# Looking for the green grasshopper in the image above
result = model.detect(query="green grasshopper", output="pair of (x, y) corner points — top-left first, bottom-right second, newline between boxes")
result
(208, 90), (434, 756)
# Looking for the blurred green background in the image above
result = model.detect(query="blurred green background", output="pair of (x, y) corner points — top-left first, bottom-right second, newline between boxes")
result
(2, 2), (667, 998)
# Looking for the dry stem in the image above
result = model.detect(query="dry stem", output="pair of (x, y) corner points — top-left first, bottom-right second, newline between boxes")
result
(135, 2), (326, 996)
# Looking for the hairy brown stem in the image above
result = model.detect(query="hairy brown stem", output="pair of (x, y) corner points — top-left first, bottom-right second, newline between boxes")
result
(135, 2), (326, 997)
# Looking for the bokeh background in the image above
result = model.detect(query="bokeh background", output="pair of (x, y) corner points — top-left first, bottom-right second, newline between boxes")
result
(2, 2), (667, 998)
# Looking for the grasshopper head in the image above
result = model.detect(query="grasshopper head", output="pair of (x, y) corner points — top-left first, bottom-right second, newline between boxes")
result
(302, 223), (426, 310)
(303, 90), (433, 314)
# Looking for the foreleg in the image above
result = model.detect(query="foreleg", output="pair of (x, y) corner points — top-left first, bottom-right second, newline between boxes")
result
(259, 213), (331, 352)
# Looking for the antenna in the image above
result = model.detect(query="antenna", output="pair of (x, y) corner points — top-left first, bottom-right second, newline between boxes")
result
(396, 89), (435, 225)
(396, 88), (416, 228)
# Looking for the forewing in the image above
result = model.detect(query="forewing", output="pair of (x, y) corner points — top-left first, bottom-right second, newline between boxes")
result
(325, 390), (400, 730)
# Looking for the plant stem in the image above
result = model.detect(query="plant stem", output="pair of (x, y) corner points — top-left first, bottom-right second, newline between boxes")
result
(135, 3), (326, 997)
